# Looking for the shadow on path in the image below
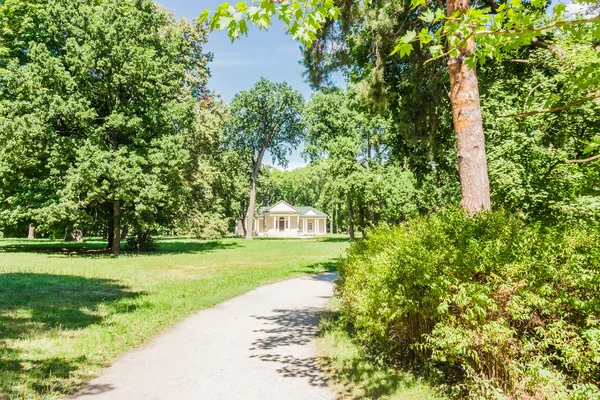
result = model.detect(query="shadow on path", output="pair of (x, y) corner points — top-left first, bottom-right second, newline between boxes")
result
(250, 307), (329, 388)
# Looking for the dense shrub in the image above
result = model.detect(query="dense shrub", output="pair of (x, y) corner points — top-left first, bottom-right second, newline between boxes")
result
(125, 230), (157, 251)
(189, 212), (229, 240)
(338, 209), (600, 399)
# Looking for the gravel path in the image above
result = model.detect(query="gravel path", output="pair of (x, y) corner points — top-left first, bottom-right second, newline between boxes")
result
(74, 272), (337, 400)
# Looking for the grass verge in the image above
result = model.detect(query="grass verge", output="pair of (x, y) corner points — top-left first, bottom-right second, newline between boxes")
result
(316, 298), (443, 400)
(0, 236), (349, 399)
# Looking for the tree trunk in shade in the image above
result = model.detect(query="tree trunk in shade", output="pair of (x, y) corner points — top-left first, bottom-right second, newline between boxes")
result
(107, 215), (114, 250)
(330, 207), (334, 234)
(447, 0), (492, 214)
(347, 194), (355, 239)
(111, 200), (121, 255)
(240, 214), (247, 236)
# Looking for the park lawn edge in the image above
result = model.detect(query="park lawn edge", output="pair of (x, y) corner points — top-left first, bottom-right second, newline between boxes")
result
(316, 297), (443, 400)
(0, 236), (348, 399)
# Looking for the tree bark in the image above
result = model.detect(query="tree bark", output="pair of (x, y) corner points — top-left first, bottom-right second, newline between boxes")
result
(111, 200), (121, 254)
(347, 194), (355, 239)
(246, 176), (257, 240)
(246, 149), (266, 241)
(107, 220), (114, 249)
(447, 0), (492, 215)
(240, 213), (247, 236)
(358, 204), (366, 236)
(65, 229), (83, 242)
(334, 208), (338, 234)
(27, 224), (35, 239)
(330, 206), (334, 234)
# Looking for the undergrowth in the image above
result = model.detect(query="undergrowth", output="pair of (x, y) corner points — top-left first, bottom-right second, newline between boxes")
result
(337, 209), (600, 399)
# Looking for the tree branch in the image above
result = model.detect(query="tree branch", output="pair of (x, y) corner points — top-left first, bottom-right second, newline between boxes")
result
(500, 94), (600, 118)
(566, 154), (600, 164)
(476, 14), (600, 36)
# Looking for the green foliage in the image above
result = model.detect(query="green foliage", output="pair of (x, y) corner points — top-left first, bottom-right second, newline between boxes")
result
(225, 77), (304, 234)
(317, 299), (442, 399)
(189, 212), (229, 240)
(125, 229), (157, 251)
(198, 0), (340, 46)
(338, 209), (600, 398)
(226, 78), (305, 171)
(258, 163), (326, 208)
(0, 0), (213, 246)
(480, 36), (600, 220)
(303, 88), (421, 234)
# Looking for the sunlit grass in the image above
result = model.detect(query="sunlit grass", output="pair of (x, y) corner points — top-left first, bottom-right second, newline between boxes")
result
(317, 298), (442, 400)
(0, 235), (349, 399)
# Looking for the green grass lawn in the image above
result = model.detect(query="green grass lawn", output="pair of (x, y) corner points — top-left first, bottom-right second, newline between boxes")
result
(317, 299), (443, 400)
(0, 236), (349, 399)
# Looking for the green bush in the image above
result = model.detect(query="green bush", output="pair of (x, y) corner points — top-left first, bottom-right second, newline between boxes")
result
(338, 209), (600, 399)
(189, 212), (229, 240)
(125, 229), (157, 251)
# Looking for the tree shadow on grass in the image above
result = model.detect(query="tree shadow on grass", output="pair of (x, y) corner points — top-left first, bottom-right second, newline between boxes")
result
(156, 240), (240, 255)
(317, 236), (351, 243)
(0, 239), (240, 258)
(0, 273), (143, 398)
(294, 261), (338, 275)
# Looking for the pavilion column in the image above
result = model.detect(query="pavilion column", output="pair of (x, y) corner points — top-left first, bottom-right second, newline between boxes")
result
(288, 216), (290, 231)
(316, 218), (319, 234)
(303, 218), (306, 233)
(273, 216), (276, 231)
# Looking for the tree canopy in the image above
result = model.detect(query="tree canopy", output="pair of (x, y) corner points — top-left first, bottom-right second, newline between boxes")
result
(225, 77), (305, 239)
(0, 0), (213, 252)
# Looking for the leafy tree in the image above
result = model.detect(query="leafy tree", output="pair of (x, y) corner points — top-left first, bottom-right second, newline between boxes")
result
(201, 0), (600, 215)
(478, 35), (600, 220)
(181, 99), (233, 239)
(257, 163), (326, 209)
(225, 78), (304, 240)
(0, 0), (211, 253)
(303, 88), (419, 237)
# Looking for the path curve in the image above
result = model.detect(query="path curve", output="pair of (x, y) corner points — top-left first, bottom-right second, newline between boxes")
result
(74, 272), (337, 400)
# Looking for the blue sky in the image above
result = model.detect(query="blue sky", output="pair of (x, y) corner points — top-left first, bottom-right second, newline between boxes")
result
(157, 0), (323, 169)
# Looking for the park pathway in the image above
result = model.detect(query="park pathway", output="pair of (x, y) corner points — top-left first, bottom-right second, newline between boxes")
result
(74, 272), (337, 400)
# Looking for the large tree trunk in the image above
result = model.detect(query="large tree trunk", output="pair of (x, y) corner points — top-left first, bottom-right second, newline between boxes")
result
(330, 206), (334, 234)
(347, 194), (355, 239)
(111, 200), (121, 255)
(358, 204), (367, 238)
(246, 150), (265, 241)
(240, 213), (247, 236)
(107, 207), (114, 249)
(246, 175), (257, 240)
(334, 208), (338, 234)
(65, 228), (83, 242)
(447, 0), (492, 215)
(27, 224), (35, 239)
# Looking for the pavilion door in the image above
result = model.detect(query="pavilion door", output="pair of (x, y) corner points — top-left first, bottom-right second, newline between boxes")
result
(278, 219), (285, 232)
